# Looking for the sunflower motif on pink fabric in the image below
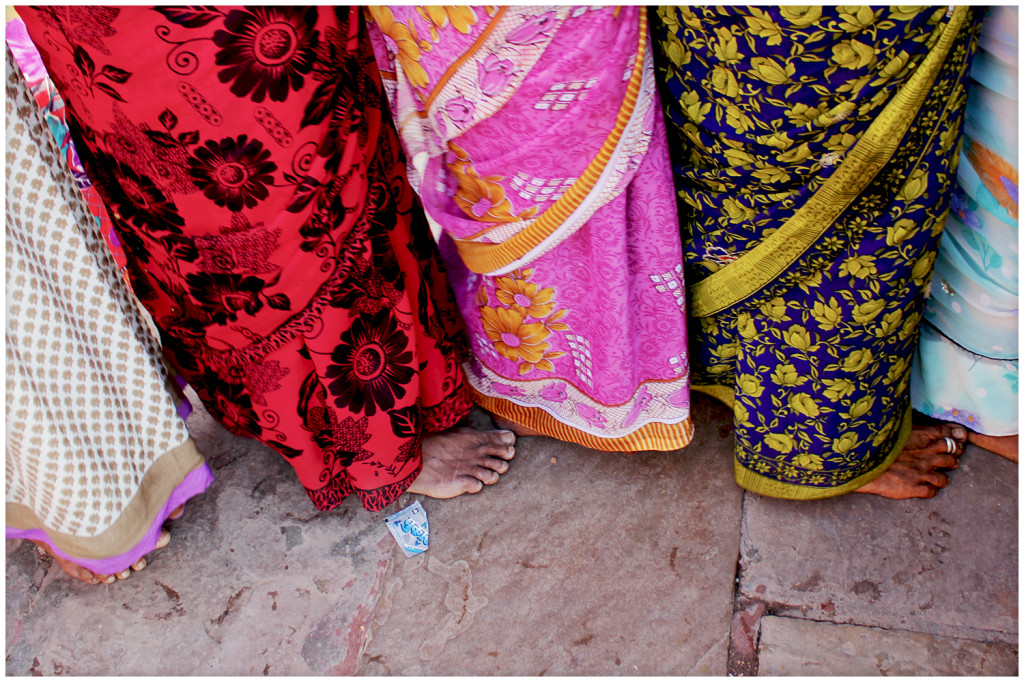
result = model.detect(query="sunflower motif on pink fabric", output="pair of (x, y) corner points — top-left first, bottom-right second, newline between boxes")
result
(365, 7), (429, 89)
(447, 142), (538, 223)
(416, 6), (481, 39)
(478, 268), (568, 375)
(495, 276), (555, 318)
(481, 306), (551, 366)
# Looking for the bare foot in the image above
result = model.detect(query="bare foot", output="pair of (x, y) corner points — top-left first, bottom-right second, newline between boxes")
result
(968, 432), (1018, 463)
(493, 414), (547, 438)
(406, 428), (516, 499)
(33, 527), (170, 585)
(855, 423), (966, 499)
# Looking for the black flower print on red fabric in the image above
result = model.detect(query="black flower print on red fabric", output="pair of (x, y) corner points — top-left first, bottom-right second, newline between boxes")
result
(327, 189), (405, 313)
(154, 7), (224, 29)
(301, 21), (370, 171)
(213, 7), (319, 103)
(247, 359), (290, 407)
(35, 6), (120, 55)
(195, 225), (282, 274)
(366, 192), (406, 288)
(388, 403), (423, 465)
(85, 149), (185, 234)
(330, 414), (374, 468)
(199, 370), (263, 437)
(66, 44), (131, 102)
(327, 309), (415, 417)
(329, 267), (399, 318)
(188, 135), (277, 211)
(185, 271), (275, 324)
(101, 106), (196, 195)
(122, 254), (158, 299)
(297, 370), (374, 468)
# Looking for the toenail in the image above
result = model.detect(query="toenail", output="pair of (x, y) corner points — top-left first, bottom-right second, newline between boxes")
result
(116, 569), (130, 580)
(103, 575), (116, 584)
(952, 427), (966, 441)
(498, 430), (515, 444)
(155, 529), (171, 550)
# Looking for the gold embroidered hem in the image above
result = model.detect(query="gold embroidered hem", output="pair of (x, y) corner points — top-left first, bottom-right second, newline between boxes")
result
(472, 388), (694, 453)
(733, 406), (913, 500)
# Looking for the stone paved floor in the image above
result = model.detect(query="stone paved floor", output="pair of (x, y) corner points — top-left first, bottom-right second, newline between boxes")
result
(6, 394), (1018, 676)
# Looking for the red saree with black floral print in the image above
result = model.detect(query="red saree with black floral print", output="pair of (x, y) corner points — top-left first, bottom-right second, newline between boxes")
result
(18, 6), (472, 511)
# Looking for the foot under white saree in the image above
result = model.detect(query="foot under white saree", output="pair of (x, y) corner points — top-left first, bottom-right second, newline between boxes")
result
(5, 46), (212, 574)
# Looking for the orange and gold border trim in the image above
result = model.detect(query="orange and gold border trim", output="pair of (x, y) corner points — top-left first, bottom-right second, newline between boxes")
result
(472, 385), (694, 453)
(453, 7), (649, 275)
(424, 6), (510, 112)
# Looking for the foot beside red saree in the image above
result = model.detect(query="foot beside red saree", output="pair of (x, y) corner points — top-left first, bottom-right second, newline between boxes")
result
(18, 6), (472, 511)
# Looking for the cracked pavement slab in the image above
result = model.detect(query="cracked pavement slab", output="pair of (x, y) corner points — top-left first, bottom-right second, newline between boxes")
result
(5, 395), (1017, 675)
(5, 401), (394, 676)
(738, 443), (1018, 643)
(758, 615), (1018, 676)
(359, 395), (744, 676)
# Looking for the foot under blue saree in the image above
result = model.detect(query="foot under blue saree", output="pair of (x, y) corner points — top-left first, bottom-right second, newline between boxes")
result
(912, 6), (1019, 438)
(652, 7), (982, 498)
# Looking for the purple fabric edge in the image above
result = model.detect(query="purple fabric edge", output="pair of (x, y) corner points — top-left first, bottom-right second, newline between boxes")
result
(176, 374), (194, 420)
(7, 16), (205, 575)
(7, 463), (214, 575)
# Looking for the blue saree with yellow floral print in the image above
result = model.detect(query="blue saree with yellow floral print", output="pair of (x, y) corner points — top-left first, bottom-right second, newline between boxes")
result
(652, 6), (982, 499)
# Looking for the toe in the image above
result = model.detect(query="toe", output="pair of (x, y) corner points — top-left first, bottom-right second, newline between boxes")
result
(477, 453), (511, 473)
(115, 569), (131, 580)
(463, 477), (485, 494)
(922, 470), (949, 488)
(909, 437), (963, 458)
(928, 453), (959, 469)
(131, 557), (147, 572)
(155, 528), (171, 550)
(906, 422), (966, 452)
(494, 429), (516, 445)
(946, 424), (968, 444)
(915, 483), (940, 499)
(101, 574), (116, 584)
(477, 442), (516, 461)
(473, 466), (501, 485)
(477, 427), (515, 446)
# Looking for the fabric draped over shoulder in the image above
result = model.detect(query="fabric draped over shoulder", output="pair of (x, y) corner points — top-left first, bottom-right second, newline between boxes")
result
(653, 6), (982, 498)
(368, 6), (694, 451)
